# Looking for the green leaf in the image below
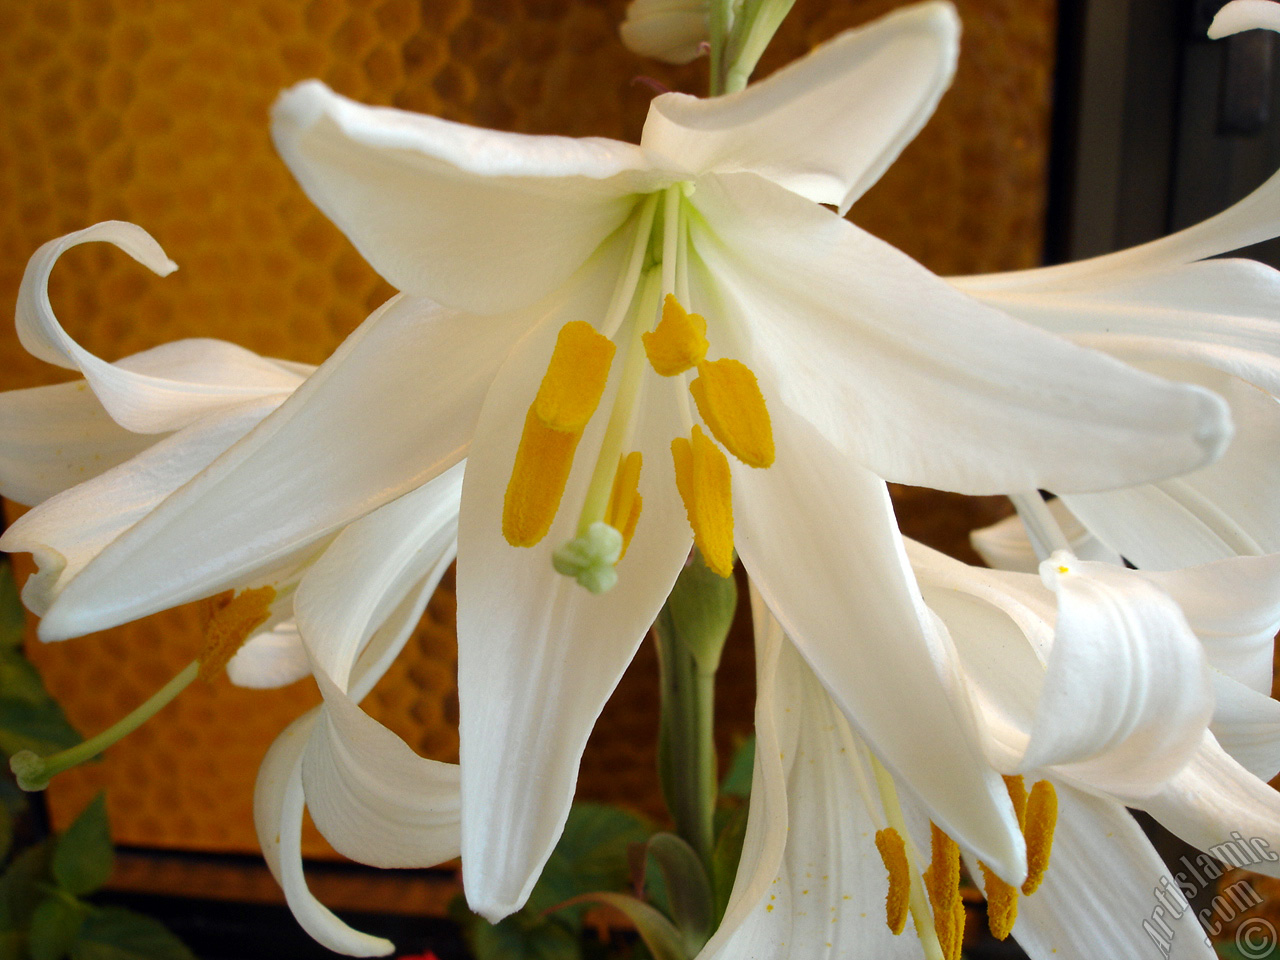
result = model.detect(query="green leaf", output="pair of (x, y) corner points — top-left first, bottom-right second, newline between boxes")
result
(0, 840), (53, 931)
(0, 931), (22, 960)
(529, 804), (652, 915)
(53, 796), (112, 897)
(0, 564), (24, 652)
(0, 653), (51, 706)
(69, 908), (194, 960)
(469, 915), (581, 960)
(0, 697), (81, 759)
(553, 894), (687, 960)
(640, 834), (712, 954)
(710, 805), (748, 923)
(719, 736), (753, 800)
(29, 896), (86, 960)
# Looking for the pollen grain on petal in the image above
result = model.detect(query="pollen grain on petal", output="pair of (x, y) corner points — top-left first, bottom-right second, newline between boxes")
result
(690, 358), (774, 468)
(1022, 780), (1058, 895)
(605, 451), (643, 561)
(874, 827), (910, 935)
(642, 294), (708, 376)
(671, 426), (734, 578)
(503, 407), (582, 547)
(199, 586), (276, 682)
(534, 320), (616, 432)
(979, 862), (1018, 940)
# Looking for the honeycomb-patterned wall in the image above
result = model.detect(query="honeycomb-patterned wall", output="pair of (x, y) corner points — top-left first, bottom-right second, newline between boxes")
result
(0, 0), (1054, 857)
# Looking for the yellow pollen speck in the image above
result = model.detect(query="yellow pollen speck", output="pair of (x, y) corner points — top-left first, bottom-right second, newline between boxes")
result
(671, 425), (735, 577)
(925, 823), (965, 960)
(533, 320), (615, 432)
(690, 358), (775, 468)
(980, 862), (1018, 940)
(1057, 565), (1069, 574)
(199, 586), (276, 681)
(503, 407), (582, 547)
(604, 451), (643, 561)
(874, 828), (910, 935)
(1022, 780), (1058, 895)
(765, 905), (774, 913)
(642, 295), (708, 376)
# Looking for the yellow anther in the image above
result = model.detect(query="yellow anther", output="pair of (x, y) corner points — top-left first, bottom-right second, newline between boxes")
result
(924, 823), (965, 960)
(642, 295), (708, 376)
(1022, 780), (1058, 895)
(533, 321), (615, 432)
(690, 358), (775, 468)
(1003, 775), (1028, 830)
(604, 451), (643, 561)
(503, 407), (582, 547)
(199, 586), (276, 682)
(979, 863), (1018, 940)
(671, 426), (735, 578)
(874, 828), (910, 935)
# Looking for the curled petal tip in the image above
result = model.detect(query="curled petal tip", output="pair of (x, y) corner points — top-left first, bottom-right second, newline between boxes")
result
(1209, 0), (1280, 39)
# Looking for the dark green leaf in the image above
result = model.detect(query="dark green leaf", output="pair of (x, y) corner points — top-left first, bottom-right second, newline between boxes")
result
(53, 796), (112, 897)
(0, 653), (51, 706)
(640, 834), (711, 954)
(710, 805), (748, 923)
(0, 931), (21, 960)
(0, 564), (23, 652)
(553, 894), (687, 960)
(0, 698), (81, 759)
(469, 915), (581, 960)
(0, 840), (53, 931)
(29, 896), (85, 960)
(0, 801), (11, 865)
(719, 736), (753, 800)
(529, 804), (652, 916)
(69, 908), (194, 960)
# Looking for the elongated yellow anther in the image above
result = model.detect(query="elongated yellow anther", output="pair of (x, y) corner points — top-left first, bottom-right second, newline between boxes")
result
(875, 828), (911, 935)
(533, 321), (616, 432)
(925, 823), (965, 960)
(979, 863), (1018, 940)
(503, 407), (582, 547)
(671, 426), (735, 578)
(1022, 780), (1058, 894)
(642, 295), (708, 376)
(690, 358), (774, 468)
(605, 451), (643, 560)
(199, 586), (276, 681)
(1004, 775), (1028, 830)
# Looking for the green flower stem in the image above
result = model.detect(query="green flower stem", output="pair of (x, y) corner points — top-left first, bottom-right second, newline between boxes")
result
(707, 0), (734, 96)
(10, 659), (199, 791)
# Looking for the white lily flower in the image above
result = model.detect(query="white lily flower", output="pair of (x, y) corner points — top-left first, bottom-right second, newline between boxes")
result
(956, 0), (1280, 571)
(712, 547), (1280, 960)
(20, 2), (1235, 921)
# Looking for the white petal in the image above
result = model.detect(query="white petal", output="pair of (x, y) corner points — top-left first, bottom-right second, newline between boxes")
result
(295, 462), (463, 689)
(272, 81), (663, 314)
(1211, 1), (1280, 39)
(17, 224), (302, 433)
(37, 293), (524, 641)
(969, 500), (1122, 574)
(619, 0), (707, 64)
(1024, 555), (1212, 796)
(733, 409), (1025, 881)
(643, 2), (958, 213)
(253, 712), (394, 957)
(227, 622), (312, 689)
(689, 172), (1231, 496)
(2, 398), (281, 621)
(0, 382), (156, 507)
(702, 609), (924, 960)
(1014, 784), (1215, 960)
(455, 307), (691, 921)
(1210, 670), (1280, 782)
(1137, 732), (1280, 881)
(1141, 554), (1280, 694)
(302, 672), (460, 869)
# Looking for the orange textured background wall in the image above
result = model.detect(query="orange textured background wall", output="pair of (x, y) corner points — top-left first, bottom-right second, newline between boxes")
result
(0, 0), (1053, 856)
